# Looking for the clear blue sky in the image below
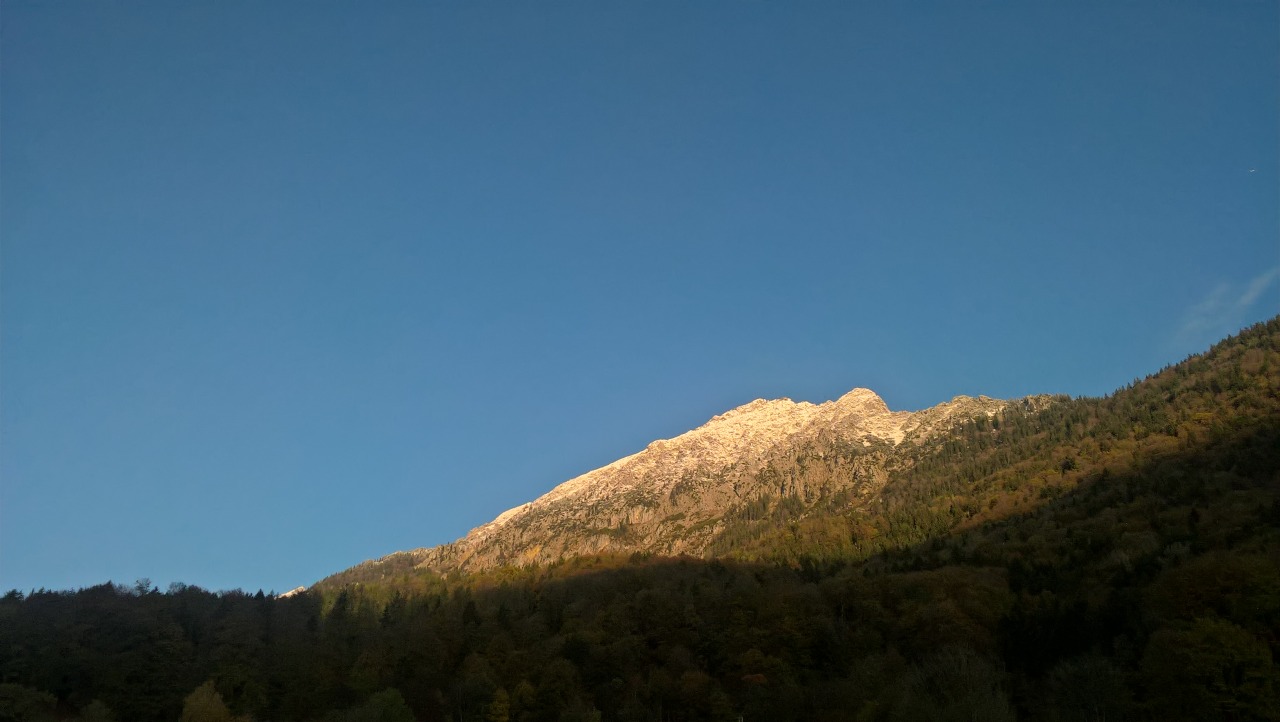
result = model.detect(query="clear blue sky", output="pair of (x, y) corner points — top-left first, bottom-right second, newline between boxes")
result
(2, 2), (1277, 594)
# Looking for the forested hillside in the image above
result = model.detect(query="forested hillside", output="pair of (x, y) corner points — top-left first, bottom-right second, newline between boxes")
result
(3, 317), (1277, 722)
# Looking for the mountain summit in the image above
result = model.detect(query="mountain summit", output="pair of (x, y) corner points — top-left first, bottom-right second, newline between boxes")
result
(353, 388), (1013, 576)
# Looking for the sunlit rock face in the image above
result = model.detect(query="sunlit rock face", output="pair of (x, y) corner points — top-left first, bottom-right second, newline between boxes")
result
(372, 388), (1011, 574)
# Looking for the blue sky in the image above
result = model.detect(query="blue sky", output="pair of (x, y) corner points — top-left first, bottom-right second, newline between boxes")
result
(2, 2), (1277, 594)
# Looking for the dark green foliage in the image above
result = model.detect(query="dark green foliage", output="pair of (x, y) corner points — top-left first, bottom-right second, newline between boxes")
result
(0, 683), (56, 722)
(1139, 618), (1278, 721)
(179, 681), (239, 722)
(1044, 655), (1131, 722)
(890, 647), (1016, 722)
(1, 318), (1278, 721)
(322, 689), (417, 722)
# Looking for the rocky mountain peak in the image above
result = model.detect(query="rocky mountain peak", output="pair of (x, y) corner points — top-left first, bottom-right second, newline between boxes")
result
(374, 387), (1014, 574)
(835, 386), (890, 409)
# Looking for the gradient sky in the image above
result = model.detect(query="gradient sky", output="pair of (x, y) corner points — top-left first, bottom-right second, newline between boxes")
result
(2, 2), (1277, 594)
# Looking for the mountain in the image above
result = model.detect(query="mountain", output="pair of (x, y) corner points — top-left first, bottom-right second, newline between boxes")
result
(323, 316), (1280, 591)
(300, 315), (1280, 720)
(4, 318), (1277, 722)
(336, 387), (1041, 580)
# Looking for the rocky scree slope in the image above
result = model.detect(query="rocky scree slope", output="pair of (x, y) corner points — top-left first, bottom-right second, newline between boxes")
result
(353, 388), (1016, 576)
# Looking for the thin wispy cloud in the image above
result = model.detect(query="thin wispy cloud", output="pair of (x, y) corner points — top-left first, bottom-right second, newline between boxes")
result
(1176, 266), (1280, 347)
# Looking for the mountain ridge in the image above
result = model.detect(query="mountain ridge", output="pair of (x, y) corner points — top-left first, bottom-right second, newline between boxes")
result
(350, 387), (1020, 577)
(322, 317), (1279, 591)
